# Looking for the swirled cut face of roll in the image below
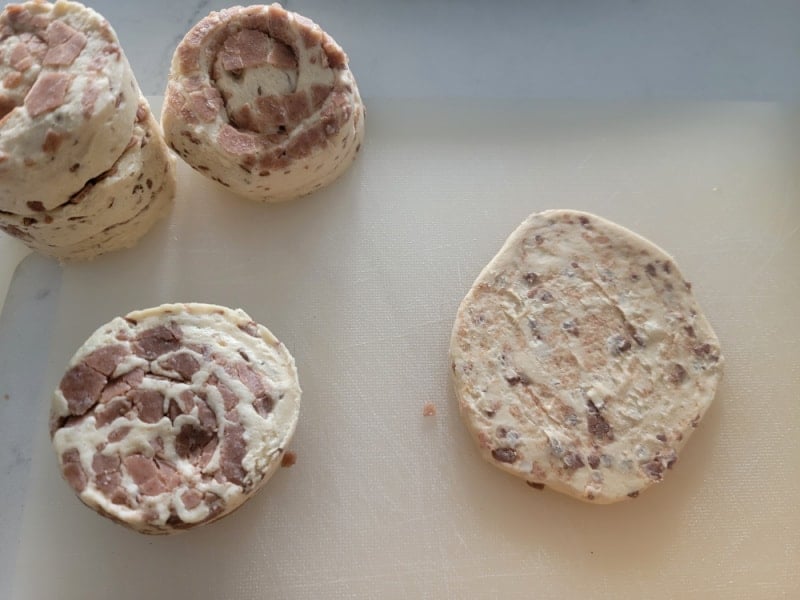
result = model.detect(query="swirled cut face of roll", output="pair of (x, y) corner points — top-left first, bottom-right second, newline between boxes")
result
(162, 3), (365, 202)
(50, 303), (302, 534)
(0, 0), (140, 215)
(450, 210), (724, 504)
(0, 99), (176, 261)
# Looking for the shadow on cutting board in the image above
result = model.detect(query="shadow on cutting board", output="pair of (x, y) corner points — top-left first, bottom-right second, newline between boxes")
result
(446, 369), (727, 576)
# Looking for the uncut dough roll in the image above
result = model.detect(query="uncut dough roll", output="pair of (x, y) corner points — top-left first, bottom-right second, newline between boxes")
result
(0, 0), (140, 215)
(0, 99), (176, 261)
(162, 3), (365, 202)
(50, 303), (301, 534)
(450, 210), (723, 504)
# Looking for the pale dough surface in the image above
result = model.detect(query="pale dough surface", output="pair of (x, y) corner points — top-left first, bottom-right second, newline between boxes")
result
(0, 99), (175, 261)
(0, 0), (139, 214)
(450, 209), (723, 503)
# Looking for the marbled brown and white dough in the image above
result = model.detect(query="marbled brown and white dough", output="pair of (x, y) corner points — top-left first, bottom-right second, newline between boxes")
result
(0, 100), (176, 261)
(51, 303), (301, 534)
(163, 3), (364, 202)
(0, 0), (140, 215)
(450, 210), (723, 503)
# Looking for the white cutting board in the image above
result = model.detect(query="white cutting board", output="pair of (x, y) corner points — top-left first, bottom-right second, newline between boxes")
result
(11, 100), (800, 599)
(0, 239), (29, 315)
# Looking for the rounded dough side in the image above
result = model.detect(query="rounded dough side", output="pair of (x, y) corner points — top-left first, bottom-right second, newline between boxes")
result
(450, 209), (724, 503)
(162, 3), (365, 202)
(0, 99), (176, 261)
(0, 0), (140, 214)
(43, 163), (175, 262)
(50, 303), (301, 534)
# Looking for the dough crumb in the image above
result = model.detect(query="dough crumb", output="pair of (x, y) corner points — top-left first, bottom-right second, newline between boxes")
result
(422, 403), (437, 417)
(281, 451), (297, 468)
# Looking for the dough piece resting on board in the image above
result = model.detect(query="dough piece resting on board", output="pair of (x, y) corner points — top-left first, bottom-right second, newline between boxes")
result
(163, 3), (365, 202)
(450, 209), (723, 503)
(0, 99), (175, 261)
(51, 303), (302, 534)
(0, 0), (140, 214)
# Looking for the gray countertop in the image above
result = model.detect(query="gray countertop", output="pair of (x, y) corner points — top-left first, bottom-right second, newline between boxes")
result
(2, 0), (799, 594)
(90, 0), (800, 100)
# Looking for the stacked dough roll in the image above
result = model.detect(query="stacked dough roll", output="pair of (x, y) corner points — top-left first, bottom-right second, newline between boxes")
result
(163, 3), (364, 202)
(0, 0), (175, 261)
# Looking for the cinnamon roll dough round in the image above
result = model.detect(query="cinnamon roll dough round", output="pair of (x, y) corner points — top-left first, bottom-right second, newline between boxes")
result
(0, 0), (140, 215)
(162, 3), (365, 202)
(450, 210), (723, 503)
(0, 99), (175, 261)
(50, 303), (301, 534)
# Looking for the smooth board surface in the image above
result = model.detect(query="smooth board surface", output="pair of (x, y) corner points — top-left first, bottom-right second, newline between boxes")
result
(12, 100), (800, 599)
